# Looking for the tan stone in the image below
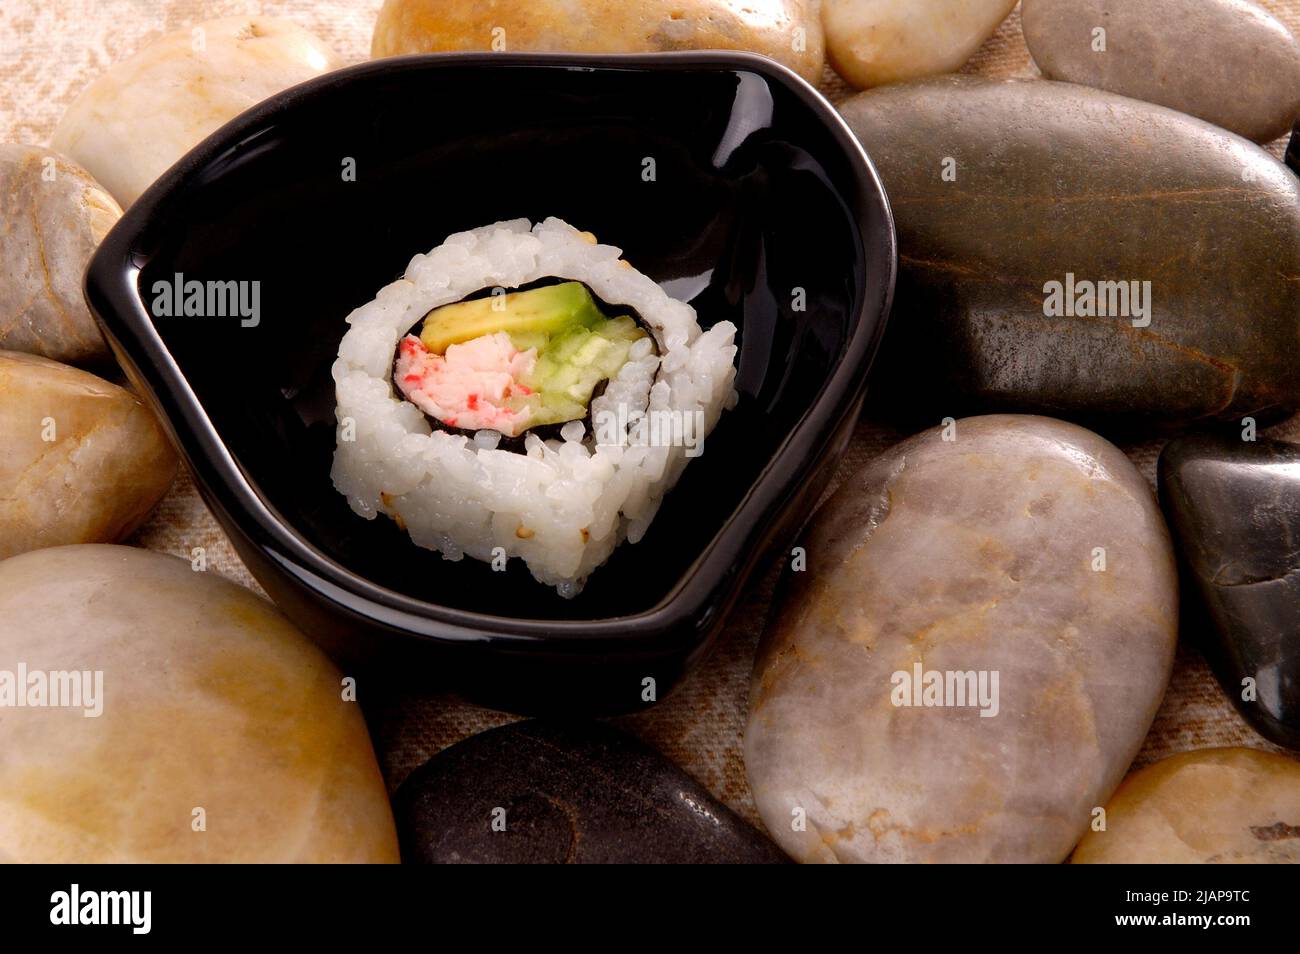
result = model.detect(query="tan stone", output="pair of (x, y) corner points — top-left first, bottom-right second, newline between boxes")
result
(371, 0), (826, 85)
(0, 545), (400, 863)
(0, 545), (400, 868)
(51, 18), (343, 207)
(745, 415), (1179, 863)
(0, 145), (120, 365)
(822, 0), (1017, 88)
(0, 351), (176, 559)
(1071, 748), (1300, 863)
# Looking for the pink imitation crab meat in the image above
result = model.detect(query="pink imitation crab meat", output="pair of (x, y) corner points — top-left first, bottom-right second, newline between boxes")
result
(394, 332), (537, 436)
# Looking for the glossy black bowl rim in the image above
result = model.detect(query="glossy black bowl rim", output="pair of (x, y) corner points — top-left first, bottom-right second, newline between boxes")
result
(87, 50), (897, 647)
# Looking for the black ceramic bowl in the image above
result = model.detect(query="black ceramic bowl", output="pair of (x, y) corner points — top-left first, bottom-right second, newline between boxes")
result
(86, 51), (895, 716)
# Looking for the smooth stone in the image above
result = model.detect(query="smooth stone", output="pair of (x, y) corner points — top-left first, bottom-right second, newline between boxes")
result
(1071, 748), (1300, 863)
(0, 545), (399, 862)
(371, 0), (825, 85)
(839, 77), (1300, 431)
(0, 145), (120, 365)
(745, 415), (1178, 863)
(51, 18), (343, 207)
(0, 352), (176, 559)
(822, 0), (1016, 88)
(395, 720), (789, 863)
(1159, 433), (1300, 749)
(1023, 0), (1300, 144)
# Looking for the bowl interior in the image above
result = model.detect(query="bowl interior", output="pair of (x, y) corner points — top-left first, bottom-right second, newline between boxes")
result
(116, 56), (884, 622)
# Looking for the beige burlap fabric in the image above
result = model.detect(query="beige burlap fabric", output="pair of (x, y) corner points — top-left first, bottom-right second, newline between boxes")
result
(2, 1), (1297, 828)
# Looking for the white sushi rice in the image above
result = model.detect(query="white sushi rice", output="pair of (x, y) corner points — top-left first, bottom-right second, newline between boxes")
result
(331, 217), (738, 597)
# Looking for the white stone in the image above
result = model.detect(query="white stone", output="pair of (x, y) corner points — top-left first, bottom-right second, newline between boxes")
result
(745, 415), (1179, 863)
(51, 17), (343, 207)
(822, 0), (1017, 88)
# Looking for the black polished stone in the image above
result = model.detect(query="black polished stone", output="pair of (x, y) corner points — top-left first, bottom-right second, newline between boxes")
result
(394, 720), (790, 863)
(1159, 433), (1300, 749)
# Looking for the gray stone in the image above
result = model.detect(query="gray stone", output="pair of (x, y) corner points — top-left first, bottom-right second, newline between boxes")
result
(745, 415), (1178, 863)
(1023, 0), (1300, 143)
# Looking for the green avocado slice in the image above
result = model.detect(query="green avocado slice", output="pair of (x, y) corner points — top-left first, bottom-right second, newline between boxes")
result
(419, 282), (605, 355)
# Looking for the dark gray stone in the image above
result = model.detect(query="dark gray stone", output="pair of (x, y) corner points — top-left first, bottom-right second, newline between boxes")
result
(839, 77), (1300, 432)
(1159, 433), (1300, 750)
(394, 720), (789, 863)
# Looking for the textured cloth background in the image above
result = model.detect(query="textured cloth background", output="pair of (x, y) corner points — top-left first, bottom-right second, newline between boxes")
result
(2, 1), (1297, 829)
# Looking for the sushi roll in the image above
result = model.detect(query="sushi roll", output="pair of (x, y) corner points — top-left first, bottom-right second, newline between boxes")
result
(331, 218), (738, 597)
